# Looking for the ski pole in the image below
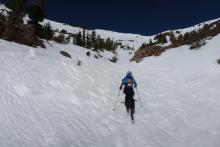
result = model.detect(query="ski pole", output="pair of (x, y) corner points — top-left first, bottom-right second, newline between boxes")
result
(136, 87), (143, 107)
(113, 89), (121, 110)
(113, 102), (124, 111)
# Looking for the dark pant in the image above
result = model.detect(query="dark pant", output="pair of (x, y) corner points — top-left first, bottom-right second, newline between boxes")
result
(123, 88), (135, 114)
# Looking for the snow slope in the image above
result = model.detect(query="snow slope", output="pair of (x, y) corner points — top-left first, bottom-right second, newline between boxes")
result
(42, 18), (220, 49)
(1, 31), (220, 147)
(1, 3), (220, 147)
(1, 3), (148, 49)
(1, 3), (220, 50)
(41, 18), (220, 51)
(0, 3), (10, 15)
(40, 19), (150, 49)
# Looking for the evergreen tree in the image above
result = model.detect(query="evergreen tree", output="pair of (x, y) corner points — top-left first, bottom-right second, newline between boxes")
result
(199, 24), (210, 39)
(38, 22), (54, 40)
(177, 34), (184, 42)
(184, 32), (190, 43)
(60, 29), (67, 34)
(72, 30), (117, 52)
(75, 32), (83, 46)
(140, 43), (147, 49)
(154, 34), (167, 44)
(169, 32), (179, 45)
(65, 35), (71, 43)
(105, 37), (115, 51)
(7, 0), (26, 24)
(82, 29), (86, 47)
(86, 33), (92, 49)
(27, 0), (46, 36)
(191, 31), (199, 43)
(7, 0), (26, 14)
(91, 30), (96, 49)
(99, 36), (105, 51)
(148, 38), (154, 46)
(96, 35), (103, 51)
(54, 33), (66, 44)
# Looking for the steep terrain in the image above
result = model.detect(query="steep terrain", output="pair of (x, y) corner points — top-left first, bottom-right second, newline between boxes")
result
(0, 33), (220, 147)
(1, 3), (220, 147)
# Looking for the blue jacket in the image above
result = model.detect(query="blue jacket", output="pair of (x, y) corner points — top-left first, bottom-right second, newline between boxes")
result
(121, 74), (137, 89)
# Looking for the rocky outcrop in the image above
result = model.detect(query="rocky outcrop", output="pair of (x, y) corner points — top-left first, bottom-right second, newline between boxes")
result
(217, 59), (220, 65)
(60, 51), (71, 58)
(131, 45), (168, 62)
(0, 23), (45, 48)
(132, 20), (220, 62)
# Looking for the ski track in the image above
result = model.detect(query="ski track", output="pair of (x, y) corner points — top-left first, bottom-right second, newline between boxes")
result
(0, 34), (220, 147)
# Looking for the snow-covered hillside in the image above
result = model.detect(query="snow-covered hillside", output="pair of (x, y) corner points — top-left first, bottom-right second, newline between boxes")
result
(42, 18), (220, 50)
(40, 19), (150, 49)
(1, 3), (220, 147)
(1, 3), (220, 52)
(1, 29), (220, 147)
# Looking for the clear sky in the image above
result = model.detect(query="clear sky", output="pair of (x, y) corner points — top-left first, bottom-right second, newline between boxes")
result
(2, 0), (220, 35)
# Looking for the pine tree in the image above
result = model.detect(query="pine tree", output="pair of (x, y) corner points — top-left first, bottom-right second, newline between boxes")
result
(27, 0), (46, 36)
(199, 24), (210, 39)
(184, 32), (190, 43)
(28, 3), (45, 25)
(82, 29), (86, 47)
(95, 35), (101, 50)
(86, 33), (92, 49)
(38, 22), (54, 40)
(140, 43), (147, 49)
(7, 0), (26, 14)
(154, 34), (167, 44)
(177, 34), (183, 42)
(75, 32), (83, 46)
(170, 32), (179, 46)
(148, 38), (153, 46)
(7, 0), (26, 24)
(54, 33), (66, 44)
(91, 30), (96, 49)
(105, 37), (115, 51)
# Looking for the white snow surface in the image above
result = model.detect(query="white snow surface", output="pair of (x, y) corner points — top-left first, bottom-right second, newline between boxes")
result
(1, 32), (220, 147)
(41, 18), (220, 49)
(41, 18), (220, 50)
(41, 19), (150, 49)
(175, 18), (220, 36)
(0, 3), (11, 15)
(1, 3), (220, 50)
(1, 3), (220, 147)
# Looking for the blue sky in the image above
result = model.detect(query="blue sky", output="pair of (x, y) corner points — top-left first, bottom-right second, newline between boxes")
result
(2, 0), (220, 35)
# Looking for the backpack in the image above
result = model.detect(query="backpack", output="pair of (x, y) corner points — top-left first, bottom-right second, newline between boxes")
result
(127, 79), (132, 87)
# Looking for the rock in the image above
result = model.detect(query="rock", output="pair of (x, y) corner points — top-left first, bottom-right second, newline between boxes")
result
(131, 45), (166, 62)
(60, 51), (71, 58)
(217, 59), (220, 64)
(1, 23), (45, 48)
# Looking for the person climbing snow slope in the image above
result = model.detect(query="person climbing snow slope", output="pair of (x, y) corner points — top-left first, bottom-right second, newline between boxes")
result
(119, 71), (137, 120)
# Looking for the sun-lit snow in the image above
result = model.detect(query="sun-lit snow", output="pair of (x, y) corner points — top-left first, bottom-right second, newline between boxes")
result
(1, 3), (219, 50)
(1, 31), (220, 147)
(0, 3), (11, 15)
(175, 18), (220, 36)
(1, 3), (220, 147)
(42, 18), (220, 50)
(41, 19), (151, 50)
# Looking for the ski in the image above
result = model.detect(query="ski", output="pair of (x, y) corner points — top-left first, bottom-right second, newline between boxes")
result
(131, 114), (134, 120)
